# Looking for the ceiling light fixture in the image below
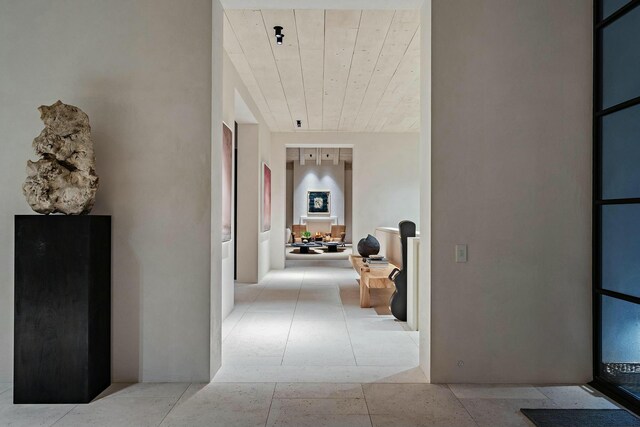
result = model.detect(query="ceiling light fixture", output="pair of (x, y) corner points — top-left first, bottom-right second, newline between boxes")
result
(273, 26), (284, 45)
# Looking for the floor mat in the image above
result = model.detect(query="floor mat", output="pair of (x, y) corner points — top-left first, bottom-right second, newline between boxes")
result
(520, 409), (640, 427)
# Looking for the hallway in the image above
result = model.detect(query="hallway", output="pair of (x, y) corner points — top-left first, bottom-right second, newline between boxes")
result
(218, 266), (421, 382)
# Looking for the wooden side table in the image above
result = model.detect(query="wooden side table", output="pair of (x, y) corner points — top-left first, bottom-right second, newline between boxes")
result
(349, 255), (397, 308)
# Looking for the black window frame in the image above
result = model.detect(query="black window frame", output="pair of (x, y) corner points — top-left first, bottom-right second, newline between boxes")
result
(591, 0), (640, 414)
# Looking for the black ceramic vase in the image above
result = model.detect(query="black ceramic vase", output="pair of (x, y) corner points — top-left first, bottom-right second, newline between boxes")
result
(388, 220), (416, 322)
(357, 234), (380, 258)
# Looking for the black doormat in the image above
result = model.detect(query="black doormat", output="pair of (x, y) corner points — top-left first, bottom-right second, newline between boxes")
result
(521, 409), (640, 427)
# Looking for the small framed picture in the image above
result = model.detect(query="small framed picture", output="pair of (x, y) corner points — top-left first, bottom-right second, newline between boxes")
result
(307, 191), (330, 214)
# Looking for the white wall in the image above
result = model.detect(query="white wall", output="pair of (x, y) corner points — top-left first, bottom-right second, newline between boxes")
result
(221, 51), (272, 305)
(286, 163), (294, 231)
(292, 162), (345, 225)
(271, 132), (420, 269)
(223, 53), (272, 286)
(236, 124), (260, 284)
(375, 228), (403, 268)
(0, 0), (219, 382)
(210, 0), (224, 379)
(345, 164), (353, 243)
(418, 0), (432, 381)
(429, 0), (592, 383)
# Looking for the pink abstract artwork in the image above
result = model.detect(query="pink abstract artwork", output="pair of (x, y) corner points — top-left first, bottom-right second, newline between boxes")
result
(222, 123), (232, 242)
(263, 163), (271, 232)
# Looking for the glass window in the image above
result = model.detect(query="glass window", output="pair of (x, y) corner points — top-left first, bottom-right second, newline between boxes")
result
(602, 204), (640, 298)
(600, 296), (640, 398)
(602, 5), (640, 109)
(602, 104), (640, 200)
(603, 0), (632, 19)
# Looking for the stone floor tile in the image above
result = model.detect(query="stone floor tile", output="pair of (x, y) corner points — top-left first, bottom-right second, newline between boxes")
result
(160, 383), (275, 427)
(537, 385), (619, 409)
(99, 382), (189, 400)
(274, 383), (364, 399)
(267, 413), (373, 427)
(459, 397), (557, 427)
(363, 383), (477, 426)
(55, 397), (174, 427)
(448, 384), (548, 400)
(0, 389), (76, 427)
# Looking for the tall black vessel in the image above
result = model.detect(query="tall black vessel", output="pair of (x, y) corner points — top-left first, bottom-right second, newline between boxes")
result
(388, 220), (416, 321)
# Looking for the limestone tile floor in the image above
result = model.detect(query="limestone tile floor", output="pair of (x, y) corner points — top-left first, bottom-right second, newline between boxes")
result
(0, 267), (626, 426)
(0, 382), (623, 427)
(220, 266), (420, 381)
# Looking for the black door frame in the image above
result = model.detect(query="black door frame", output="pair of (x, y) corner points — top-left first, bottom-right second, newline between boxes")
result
(233, 121), (238, 280)
(590, 0), (640, 413)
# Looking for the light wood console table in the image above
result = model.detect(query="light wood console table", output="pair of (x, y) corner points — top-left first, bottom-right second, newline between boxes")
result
(349, 255), (397, 308)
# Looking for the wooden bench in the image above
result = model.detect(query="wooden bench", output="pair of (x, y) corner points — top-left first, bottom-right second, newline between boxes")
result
(349, 255), (397, 308)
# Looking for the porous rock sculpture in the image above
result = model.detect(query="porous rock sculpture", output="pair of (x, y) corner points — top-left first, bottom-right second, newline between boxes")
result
(23, 101), (99, 215)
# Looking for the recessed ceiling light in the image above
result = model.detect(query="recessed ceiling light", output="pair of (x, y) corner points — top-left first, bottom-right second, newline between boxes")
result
(273, 26), (284, 45)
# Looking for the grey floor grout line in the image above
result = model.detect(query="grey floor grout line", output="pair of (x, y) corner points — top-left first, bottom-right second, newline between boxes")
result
(49, 404), (79, 427)
(278, 268), (305, 366)
(263, 380), (278, 427)
(155, 382), (192, 426)
(339, 269), (360, 367)
(360, 384), (375, 427)
(222, 280), (271, 342)
(446, 384), (481, 427)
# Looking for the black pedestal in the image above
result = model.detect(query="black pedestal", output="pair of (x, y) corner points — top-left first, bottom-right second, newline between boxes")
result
(14, 215), (111, 404)
(325, 243), (339, 253)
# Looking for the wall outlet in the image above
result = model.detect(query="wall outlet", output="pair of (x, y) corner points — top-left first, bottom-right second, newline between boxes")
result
(455, 244), (467, 263)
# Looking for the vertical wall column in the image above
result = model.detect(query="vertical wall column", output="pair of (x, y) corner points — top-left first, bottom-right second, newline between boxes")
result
(210, 0), (224, 380)
(237, 124), (260, 283)
(430, 0), (591, 383)
(418, 0), (432, 382)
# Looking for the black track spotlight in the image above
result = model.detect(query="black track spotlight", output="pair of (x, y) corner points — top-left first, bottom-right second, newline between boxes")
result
(274, 26), (284, 45)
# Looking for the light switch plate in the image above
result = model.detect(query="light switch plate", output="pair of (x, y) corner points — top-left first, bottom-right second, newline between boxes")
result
(455, 244), (468, 263)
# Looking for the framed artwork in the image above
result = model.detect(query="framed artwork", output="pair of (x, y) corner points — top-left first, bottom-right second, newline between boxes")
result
(307, 191), (330, 214)
(262, 163), (271, 232)
(222, 122), (232, 242)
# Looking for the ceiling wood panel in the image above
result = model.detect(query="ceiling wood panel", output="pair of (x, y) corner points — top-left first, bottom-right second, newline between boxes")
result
(322, 10), (361, 130)
(352, 10), (420, 131)
(224, 9), (420, 132)
(338, 10), (394, 131)
(262, 10), (309, 130)
(366, 29), (420, 131)
(224, 14), (279, 130)
(295, 10), (324, 130)
(226, 9), (293, 130)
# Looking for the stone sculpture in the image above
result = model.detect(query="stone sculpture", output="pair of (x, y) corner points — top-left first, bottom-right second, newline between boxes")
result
(357, 234), (380, 258)
(23, 101), (99, 215)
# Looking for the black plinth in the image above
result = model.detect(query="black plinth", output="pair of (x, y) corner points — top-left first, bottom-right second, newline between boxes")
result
(14, 215), (111, 404)
(325, 243), (339, 253)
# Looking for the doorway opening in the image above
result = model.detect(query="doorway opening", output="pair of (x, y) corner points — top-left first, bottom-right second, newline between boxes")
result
(217, 4), (429, 383)
(284, 147), (353, 266)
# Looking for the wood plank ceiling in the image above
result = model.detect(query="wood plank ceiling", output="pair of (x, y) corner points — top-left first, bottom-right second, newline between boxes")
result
(224, 9), (420, 132)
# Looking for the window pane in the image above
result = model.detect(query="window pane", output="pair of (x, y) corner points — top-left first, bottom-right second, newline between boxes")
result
(603, 0), (632, 19)
(602, 5), (640, 109)
(602, 204), (640, 298)
(602, 104), (640, 200)
(600, 296), (640, 398)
